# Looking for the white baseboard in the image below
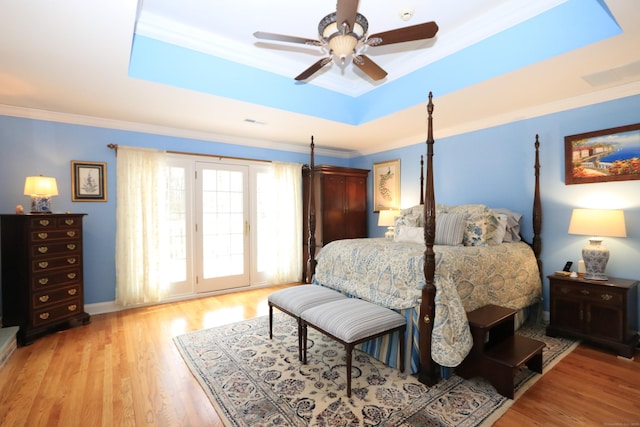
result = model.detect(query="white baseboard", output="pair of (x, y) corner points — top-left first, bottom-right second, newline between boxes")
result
(84, 282), (277, 316)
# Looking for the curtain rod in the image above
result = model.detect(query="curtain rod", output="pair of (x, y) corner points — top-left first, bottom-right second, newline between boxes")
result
(107, 143), (271, 163)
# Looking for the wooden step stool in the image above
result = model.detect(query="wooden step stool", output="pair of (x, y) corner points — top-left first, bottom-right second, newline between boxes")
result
(456, 304), (545, 399)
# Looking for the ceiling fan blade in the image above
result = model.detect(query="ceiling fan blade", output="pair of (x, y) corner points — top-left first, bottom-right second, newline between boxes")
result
(367, 21), (439, 46)
(353, 55), (387, 81)
(254, 31), (321, 46)
(295, 57), (333, 81)
(336, 0), (359, 33)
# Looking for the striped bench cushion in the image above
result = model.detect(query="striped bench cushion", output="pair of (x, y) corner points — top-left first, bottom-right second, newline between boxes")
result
(268, 285), (346, 315)
(301, 298), (406, 343)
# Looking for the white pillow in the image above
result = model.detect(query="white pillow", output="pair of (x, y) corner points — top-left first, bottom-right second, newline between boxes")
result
(394, 225), (424, 244)
(492, 213), (508, 245)
(394, 213), (466, 246)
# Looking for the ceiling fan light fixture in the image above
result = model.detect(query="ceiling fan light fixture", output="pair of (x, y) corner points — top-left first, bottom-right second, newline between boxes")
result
(319, 12), (369, 62)
(328, 34), (358, 61)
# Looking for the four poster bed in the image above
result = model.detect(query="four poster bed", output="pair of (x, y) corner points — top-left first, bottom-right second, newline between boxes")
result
(305, 92), (543, 385)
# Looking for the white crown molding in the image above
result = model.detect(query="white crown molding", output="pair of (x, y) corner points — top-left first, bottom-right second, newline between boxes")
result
(0, 104), (354, 159)
(3, 80), (637, 160)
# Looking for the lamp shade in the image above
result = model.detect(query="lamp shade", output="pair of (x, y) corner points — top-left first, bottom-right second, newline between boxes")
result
(378, 209), (400, 227)
(24, 176), (59, 196)
(567, 208), (626, 237)
(24, 175), (59, 213)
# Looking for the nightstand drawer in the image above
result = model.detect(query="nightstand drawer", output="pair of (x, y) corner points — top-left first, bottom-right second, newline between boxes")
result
(552, 283), (623, 305)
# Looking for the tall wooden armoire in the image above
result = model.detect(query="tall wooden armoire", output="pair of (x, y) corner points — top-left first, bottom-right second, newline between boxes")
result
(302, 165), (369, 281)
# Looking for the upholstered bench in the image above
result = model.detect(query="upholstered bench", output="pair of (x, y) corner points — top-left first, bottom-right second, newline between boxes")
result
(268, 285), (347, 361)
(300, 298), (406, 397)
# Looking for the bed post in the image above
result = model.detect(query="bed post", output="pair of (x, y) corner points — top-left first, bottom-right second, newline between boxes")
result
(420, 155), (424, 205)
(532, 135), (542, 279)
(306, 137), (317, 284)
(419, 92), (438, 386)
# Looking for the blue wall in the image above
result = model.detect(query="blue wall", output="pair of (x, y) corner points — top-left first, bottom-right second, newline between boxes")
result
(355, 94), (640, 327)
(1, 93), (639, 329)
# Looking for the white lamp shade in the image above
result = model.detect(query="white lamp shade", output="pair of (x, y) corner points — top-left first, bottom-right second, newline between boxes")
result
(567, 208), (626, 237)
(378, 209), (400, 227)
(24, 176), (59, 196)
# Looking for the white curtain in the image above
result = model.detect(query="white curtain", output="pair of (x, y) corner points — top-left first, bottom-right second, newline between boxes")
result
(115, 146), (170, 307)
(269, 161), (303, 284)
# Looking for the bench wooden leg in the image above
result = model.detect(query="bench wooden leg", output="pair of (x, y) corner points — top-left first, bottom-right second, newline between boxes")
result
(346, 344), (353, 397)
(268, 303), (273, 340)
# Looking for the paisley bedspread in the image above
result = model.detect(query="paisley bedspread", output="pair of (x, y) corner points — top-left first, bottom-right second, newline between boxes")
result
(312, 238), (542, 367)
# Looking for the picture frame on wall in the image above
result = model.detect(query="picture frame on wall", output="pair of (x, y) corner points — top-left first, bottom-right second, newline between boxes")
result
(373, 159), (400, 212)
(71, 161), (107, 201)
(565, 123), (640, 185)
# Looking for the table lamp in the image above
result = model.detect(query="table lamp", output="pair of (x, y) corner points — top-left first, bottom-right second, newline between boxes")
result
(24, 175), (59, 213)
(378, 209), (400, 239)
(567, 208), (626, 280)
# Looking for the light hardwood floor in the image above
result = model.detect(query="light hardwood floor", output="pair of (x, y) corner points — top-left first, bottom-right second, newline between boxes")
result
(1, 285), (638, 426)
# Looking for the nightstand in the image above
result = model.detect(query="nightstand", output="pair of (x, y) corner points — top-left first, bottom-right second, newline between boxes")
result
(546, 274), (639, 358)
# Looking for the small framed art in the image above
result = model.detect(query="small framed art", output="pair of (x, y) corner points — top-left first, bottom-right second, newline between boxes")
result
(565, 123), (640, 185)
(71, 161), (107, 201)
(373, 159), (400, 212)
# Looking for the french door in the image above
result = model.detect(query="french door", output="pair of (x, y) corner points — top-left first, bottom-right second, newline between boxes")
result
(195, 162), (250, 292)
(166, 156), (272, 297)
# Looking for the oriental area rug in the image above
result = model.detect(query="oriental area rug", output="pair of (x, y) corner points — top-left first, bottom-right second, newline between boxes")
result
(174, 313), (577, 427)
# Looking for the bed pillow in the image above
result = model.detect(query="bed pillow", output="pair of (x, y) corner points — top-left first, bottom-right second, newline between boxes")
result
(394, 225), (424, 244)
(493, 208), (523, 242)
(394, 213), (466, 246)
(435, 213), (467, 246)
(492, 213), (509, 244)
(447, 204), (499, 246)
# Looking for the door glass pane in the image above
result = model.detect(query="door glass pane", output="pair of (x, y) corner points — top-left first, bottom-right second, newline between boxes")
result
(201, 169), (245, 279)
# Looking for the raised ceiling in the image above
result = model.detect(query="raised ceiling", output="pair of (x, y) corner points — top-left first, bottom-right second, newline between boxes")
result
(0, 0), (639, 156)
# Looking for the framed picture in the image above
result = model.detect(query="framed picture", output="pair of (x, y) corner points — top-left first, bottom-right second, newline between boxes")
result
(565, 123), (640, 185)
(373, 159), (400, 212)
(71, 161), (107, 201)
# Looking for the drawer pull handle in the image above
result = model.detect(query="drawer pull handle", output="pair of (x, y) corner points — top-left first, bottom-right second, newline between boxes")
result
(67, 258), (77, 264)
(39, 219), (50, 226)
(38, 262), (49, 269)
(67, 273), (76, 279)
(601, 294), (613, 301)
(38, 233), (48, 239)
(39, 295), (50, 303)
(39, 312), (50, 320)
(67, 231), (76, 237)
(65, 219), (75, 225)
(560, 287), (569, 294)
(68, 304), (77, 312)
(38, 246), (48, 253)
(39, 278), (49, 285)
(580, 289), (590, 295)
(68, 289), (77, 296)
(66, 244), (76, 250)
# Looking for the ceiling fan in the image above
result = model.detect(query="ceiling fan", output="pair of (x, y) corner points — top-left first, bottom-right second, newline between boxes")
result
(253, 0), (439, 82)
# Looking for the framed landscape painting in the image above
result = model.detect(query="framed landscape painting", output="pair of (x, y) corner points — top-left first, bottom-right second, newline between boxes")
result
(373, 159), (400, 212)
(565, 123), (640, 185)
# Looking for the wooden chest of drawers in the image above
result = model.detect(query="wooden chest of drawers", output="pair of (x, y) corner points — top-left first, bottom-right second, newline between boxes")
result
(1, 214), (90, 345)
